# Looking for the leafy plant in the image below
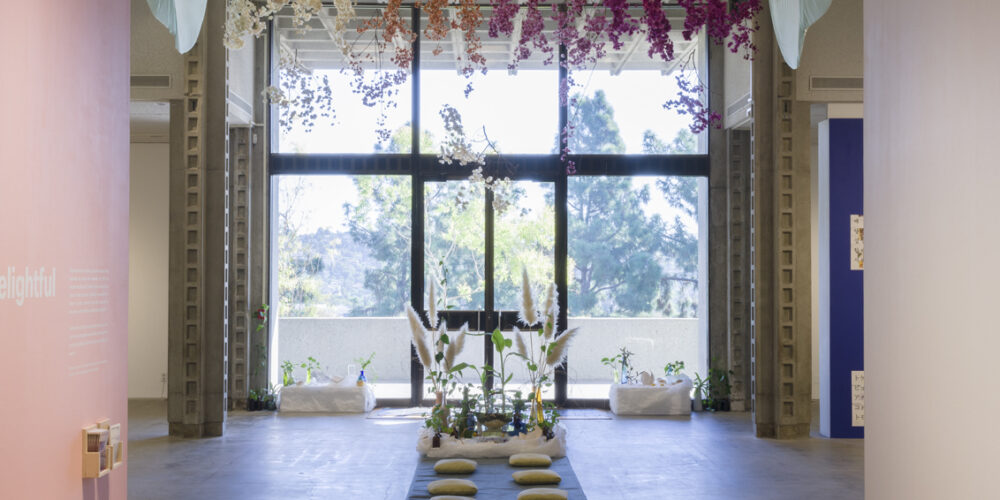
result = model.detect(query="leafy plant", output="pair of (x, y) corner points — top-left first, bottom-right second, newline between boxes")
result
(248, 389), (260, 402)
(664, 360), (686, 376)
(254, 304), (269, 332)
(510, 270), (578, 425)
(489, 328), (519, 414)
(692, 372), (708, 399)
(299, 356), (320, 385)
(281, 360), (295, 386)
(708, 365), (734, 401)
(355, 352), (375, 371)
(601, 346), (636, 384)
(406, 284), (471, 432)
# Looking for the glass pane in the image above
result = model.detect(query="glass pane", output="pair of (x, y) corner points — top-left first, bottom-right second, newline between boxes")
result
(494, 181), (555, 310)
(274, 174), (412, 399)
(272, 6), (413, 154)
(425, 181), (485, 311)
(493, 181), (556, 401)
(568, 10), (707, 155)
(566, 175), (705, 399)
(419, 8), (559, 154)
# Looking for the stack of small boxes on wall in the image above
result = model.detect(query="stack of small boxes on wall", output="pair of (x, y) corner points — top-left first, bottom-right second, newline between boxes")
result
(82, 419), (123, 478)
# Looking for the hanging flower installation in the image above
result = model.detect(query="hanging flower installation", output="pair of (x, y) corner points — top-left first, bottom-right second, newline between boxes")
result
(227, 0), (762, 165)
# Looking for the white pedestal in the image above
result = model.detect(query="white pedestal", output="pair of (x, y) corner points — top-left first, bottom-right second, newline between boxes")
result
(416, 425), (568, 458)
(609, 375), (693, 416)
(279, 382), (376, 413)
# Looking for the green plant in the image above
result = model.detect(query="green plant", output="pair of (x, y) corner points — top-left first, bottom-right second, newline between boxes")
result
(708, 365), (734, 401)
(692, 372), (708, 399)
(281, 360), (295, 386)
(511, 270), (578, 426)
(254, 304), (269, 332)
(601, 346), (636, 383)
(407, 284), (472, 433)
(248, 388), (260, 401)
(664, 360), (686, 376)
(300, 356), (320, 385)
(355, 352), (375, 371)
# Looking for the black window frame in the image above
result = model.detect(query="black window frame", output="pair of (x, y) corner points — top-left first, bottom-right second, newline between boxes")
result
(267, 5), (710, 407)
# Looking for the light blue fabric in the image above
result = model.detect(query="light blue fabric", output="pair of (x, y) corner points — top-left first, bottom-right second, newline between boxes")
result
(769, 0), (832, 69)
(146, 0), (208, 54)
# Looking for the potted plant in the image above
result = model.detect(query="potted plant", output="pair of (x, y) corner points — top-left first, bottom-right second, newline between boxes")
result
(664, 360), (686, 377)
(708, 366), (734, 412)
(247, 389), (261, 411)
(406, 283), (471, 446)
(281, 360), (295, 387)
(354, 352), (375, 386)
(691, 373), (707, 412)
(299, 356), (320, 385)
(601, 347), (636, 384)
(510, 270), (579, 427)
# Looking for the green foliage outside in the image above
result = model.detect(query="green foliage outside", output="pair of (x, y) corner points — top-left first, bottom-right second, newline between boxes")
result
(277, 91), (700, 318)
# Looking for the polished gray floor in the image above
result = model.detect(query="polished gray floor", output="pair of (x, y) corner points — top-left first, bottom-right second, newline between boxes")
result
(127, 400), (863, 500)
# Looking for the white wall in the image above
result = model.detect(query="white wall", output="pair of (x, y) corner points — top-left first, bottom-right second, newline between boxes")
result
(865, 2), (1000, 497)
(129, 142), (170, 398)
(277, 317), (703, 385)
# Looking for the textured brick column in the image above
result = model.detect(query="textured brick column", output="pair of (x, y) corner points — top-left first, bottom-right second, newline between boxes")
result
(228, 126), (251, 409)
(749, 4), (813, 438)
(168, 1), (231, 437)
(728, 129), (752, 411)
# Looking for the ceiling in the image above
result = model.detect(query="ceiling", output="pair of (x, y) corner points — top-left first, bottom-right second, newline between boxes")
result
(275, 5), (703, 74)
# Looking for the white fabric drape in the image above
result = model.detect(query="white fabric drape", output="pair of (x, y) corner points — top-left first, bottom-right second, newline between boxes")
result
(769, 0), (833, 69)
(145, 0), (208, 54)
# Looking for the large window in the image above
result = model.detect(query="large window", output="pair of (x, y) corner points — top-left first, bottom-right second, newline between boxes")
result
(274, 175), (413, 398)
(566, 175), (705, 399)
(270, 4), (711, 406)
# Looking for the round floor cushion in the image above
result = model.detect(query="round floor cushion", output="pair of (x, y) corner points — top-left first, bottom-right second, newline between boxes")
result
(512, 469), (562, 485)
(427, 478), (478, 496)
(508, 453), (553, 467)
(517, 487), (569, 500)
(433, 458), (477, 474)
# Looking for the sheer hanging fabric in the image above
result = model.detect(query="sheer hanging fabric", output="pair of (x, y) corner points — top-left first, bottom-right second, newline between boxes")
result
(145, 0), (208, 54)
(769, 0), (832, 69)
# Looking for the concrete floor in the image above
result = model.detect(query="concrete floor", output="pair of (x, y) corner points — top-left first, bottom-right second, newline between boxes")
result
(127, 399), (863, 500)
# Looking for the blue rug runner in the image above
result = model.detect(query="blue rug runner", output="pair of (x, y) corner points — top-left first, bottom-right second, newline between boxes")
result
(407, 456), (587, 499)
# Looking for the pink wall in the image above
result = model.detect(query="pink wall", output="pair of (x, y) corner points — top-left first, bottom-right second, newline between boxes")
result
(865, 1), (1000, 499)
(0, 0), (130, 498)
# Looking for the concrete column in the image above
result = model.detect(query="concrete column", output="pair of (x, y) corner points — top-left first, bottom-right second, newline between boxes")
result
(727, 129), (752, 411)
(168, 1), (231, 437)
(229, 126), (251, 409)
(865, 2), (1000, 497)
(708, 40), (731, 386)
(750, 3), (813, 438)
(248, 35), (271, 394)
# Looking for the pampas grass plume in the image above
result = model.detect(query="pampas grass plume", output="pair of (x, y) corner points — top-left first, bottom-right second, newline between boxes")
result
(545, 327), (578, 366)
(520, 269), (537, 326)
(406, 304), (433, 370)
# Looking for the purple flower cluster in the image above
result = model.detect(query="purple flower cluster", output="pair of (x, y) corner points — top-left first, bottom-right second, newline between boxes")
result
(603, 0), (639, 50)
(641, 0), (674, 62)
(664, 74), (722, 134)
(488, 0), (519, 39)
(678, 0), (762, 57)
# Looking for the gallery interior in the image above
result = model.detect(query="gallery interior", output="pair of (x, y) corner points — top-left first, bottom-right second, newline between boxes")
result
(3, 0), (997, 499)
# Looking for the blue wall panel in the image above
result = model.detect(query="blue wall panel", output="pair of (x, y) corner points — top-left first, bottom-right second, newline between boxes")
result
(828, 118), (864, 438)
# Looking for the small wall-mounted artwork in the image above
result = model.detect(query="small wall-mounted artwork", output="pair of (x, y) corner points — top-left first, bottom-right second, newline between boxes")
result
(851, 371), (865, 427)
(850, 214), (864, 270)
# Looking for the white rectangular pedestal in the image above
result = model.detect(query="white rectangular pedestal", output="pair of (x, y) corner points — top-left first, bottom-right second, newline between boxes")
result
(608, 375), (693, 416)
(279, 383), (376, 413)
